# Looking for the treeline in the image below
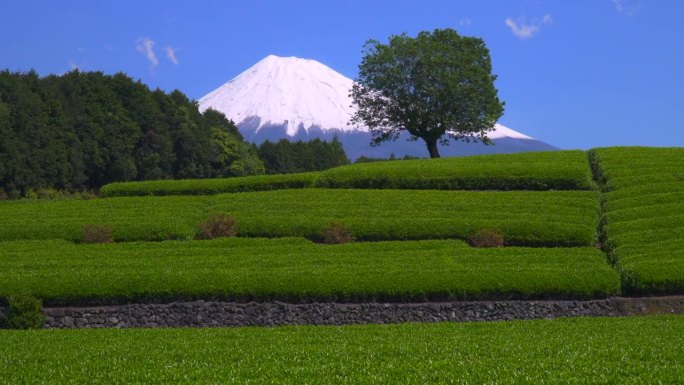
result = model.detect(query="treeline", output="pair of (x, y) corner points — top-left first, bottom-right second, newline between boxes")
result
(0, 70), (263, 197)
(257, 137), (349, 174)
(0, 70), (351, 198)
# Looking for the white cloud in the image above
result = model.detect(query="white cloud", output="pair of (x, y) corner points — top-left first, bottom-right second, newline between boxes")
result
(68, 61), (80, 71)
(135, 37), (158, 67)
(611, 0), (643, 16)
(505, 18), (540, 39)
(459, 18), (472, 27)
(165, 46), (179, 65)
(612, 0), (624, 12)
(505, 14), (553, 39)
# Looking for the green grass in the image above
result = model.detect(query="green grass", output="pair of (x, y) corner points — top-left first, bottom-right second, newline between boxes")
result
(99, 151), (595, 196)
(1, 316), (682, 384)
(316, 150), (595, 190)
(591, 147), (684, 294)
(100, 172), (321, 197)
(0, 238), (619, 305)
(0, 189), (599, 246)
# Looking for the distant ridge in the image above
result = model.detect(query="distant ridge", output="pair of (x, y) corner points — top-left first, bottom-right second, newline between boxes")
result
(199, 55), (558, 159)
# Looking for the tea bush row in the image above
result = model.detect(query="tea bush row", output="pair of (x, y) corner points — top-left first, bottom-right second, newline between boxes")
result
(0, 238), (619, 305)
(0, 189), (599, 246)
(99, 151), (595, 197)
(100, 172), (321, 197)
(591, 147), (684, 294)
(315, 150), (595, 191)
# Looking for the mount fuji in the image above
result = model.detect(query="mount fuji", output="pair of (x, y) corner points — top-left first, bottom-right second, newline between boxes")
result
(199, 55), (557, 159)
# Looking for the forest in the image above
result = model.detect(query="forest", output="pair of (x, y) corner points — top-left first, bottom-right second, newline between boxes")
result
(0, 70), (348, 198)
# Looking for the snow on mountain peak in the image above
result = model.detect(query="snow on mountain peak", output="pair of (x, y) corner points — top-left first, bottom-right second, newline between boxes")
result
(199, 55), (362, 136)
(198, 55), (532, 140)
(488, 124), (532, 140)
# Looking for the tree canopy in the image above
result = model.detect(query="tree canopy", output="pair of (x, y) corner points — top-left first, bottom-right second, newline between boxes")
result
(350, 28), (505, 158)
(0, 70), (263, 197)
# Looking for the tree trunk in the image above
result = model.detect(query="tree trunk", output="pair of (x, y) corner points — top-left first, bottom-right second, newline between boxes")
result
(425, 138), (441, 158)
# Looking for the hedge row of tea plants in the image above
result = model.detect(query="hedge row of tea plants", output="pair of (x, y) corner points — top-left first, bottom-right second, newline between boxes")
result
(0, 238), (619, 305)
(100, 172), (321, 197)
(99, 151), (595, 197)
(0, 189), (599, 246)
(315, 150), (595, 190)
(1, 316), (681, 384)
(591, 147), (684, 294)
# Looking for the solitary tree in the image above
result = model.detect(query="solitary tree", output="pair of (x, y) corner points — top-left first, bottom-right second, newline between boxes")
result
(350, 28), (505, 158)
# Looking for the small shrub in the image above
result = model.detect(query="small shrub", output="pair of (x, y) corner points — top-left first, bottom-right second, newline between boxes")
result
(196, 213), (238, 239)
(73, 190), (97, 200)
(25, 189), (38, 200)
(82, 224), (113, 243)
(3, 295), (45, 329)
(36, 188), (65, 200)
(8, 189), (21, 199)
(467, 228), (504, 248)
(321, 222), (354, 244)
(0, 189), (8, 200)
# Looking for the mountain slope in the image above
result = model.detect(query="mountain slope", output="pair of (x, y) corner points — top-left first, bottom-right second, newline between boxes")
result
(199, 55), (557, 159)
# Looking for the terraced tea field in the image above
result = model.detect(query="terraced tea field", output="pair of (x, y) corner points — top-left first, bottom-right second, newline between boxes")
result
(0, 238), (619, 305)
(101, 150), (594, 196)
(1, 147), (683, 384)
(315, 150), (595, 190)
(2, 148), (683, 302)
(101, 171), (322, 197)
(0, 189), (598, 245)
(592, 147), (684, 294)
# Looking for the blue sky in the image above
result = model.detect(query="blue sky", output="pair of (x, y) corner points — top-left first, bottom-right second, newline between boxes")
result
(2, 0), (683, 149)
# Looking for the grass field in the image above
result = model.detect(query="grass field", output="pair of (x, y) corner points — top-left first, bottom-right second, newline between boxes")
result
(592, 147), (684, 294)
(0, 238), (619, 305)
(0, 189), (599, 246)
(0, 316), (682, 384)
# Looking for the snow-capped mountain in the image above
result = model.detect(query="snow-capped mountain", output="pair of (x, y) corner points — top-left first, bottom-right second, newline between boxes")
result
(199, 55), (360, 136)
(199, 55), (557, 159)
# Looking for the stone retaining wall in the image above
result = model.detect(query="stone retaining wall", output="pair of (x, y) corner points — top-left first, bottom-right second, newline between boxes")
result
(23, 296), (684, 329)
(1, 297), (680, 329)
